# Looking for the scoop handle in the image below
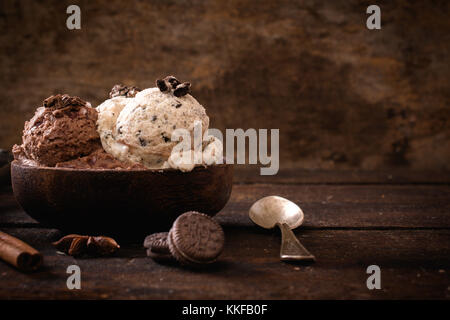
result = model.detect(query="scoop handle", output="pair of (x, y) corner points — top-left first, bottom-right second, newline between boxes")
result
(278, 223), (315, 262)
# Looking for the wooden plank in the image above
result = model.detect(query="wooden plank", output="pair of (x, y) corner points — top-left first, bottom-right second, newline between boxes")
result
(233, 168), (450, 184)
(0, 227), (448, 299)
(1, 184), (450, 228)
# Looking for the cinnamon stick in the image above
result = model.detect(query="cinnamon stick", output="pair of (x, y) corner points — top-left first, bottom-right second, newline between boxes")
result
(0, 231), (43, 272)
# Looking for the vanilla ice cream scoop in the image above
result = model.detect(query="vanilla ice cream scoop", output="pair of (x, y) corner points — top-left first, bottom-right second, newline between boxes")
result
(96, 96), (130, 158)
(96, 78), (212, 169)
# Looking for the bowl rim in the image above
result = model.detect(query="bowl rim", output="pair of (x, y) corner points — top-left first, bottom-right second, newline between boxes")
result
(11, 159), (232, 173)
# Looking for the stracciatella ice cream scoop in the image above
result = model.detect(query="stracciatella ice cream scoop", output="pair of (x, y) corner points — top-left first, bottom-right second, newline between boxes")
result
(96, 76), (221, 170)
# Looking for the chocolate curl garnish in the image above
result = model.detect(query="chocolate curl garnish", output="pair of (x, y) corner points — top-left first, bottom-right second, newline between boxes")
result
(156, 76), (191, 97)
(165, 76), (181, 89)
(156, 76), (180, 92)
(0, 231), (43, 272)
(53, 234), (120, 257)
(156, 79), (169, 92)
(174, 82), (191, 97)
(126, 87), (140, 98)
(43, 94), (87, 109)
(110, 84), (141, 98)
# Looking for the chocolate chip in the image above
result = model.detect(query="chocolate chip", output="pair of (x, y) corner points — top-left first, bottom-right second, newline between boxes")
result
(139, 137), (147, 146)
(174, 103), (182, 108)
(152, 115), (157, 121)
(157, 76), (181, 93)
(156, 76), (191, 97)
(156, 79), (168, 92)
(117, 126), (123, 134)
(173, 82), (191, 97)
(162, 133), (170, 143)
(110, 84), (141, 98)
(164, 76), (181, 89)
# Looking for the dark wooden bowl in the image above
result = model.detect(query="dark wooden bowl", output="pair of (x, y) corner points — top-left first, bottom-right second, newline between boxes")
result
(11, 160), (233, 242)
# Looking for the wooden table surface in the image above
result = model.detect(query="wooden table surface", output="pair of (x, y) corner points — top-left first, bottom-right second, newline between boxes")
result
(1, 168), (449, 299)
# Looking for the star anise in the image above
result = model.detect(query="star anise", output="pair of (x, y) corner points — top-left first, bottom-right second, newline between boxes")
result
(52, 234), (120, 257)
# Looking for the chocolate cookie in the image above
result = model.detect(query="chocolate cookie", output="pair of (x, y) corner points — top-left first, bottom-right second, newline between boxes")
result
(143, 232), (172, 261)
(168, 212), (225, 266)
(146, 248), (173, 262)
(144, 232), (170, 253)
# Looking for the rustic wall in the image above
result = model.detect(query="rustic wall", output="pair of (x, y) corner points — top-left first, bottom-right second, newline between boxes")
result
(0, 0), (449, 170)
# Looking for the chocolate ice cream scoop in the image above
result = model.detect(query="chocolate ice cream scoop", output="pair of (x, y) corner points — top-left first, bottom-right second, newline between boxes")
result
(12, 94), (101, 167)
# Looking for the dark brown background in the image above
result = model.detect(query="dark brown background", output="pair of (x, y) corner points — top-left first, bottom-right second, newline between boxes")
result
(1, 0), (449, 170)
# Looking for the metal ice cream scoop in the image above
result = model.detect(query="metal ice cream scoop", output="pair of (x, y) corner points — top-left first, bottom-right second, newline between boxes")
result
(249, 196), (315, 262)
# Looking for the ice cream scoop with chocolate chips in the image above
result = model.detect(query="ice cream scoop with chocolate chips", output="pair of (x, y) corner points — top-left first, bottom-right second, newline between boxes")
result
(96, 76), (220, 170)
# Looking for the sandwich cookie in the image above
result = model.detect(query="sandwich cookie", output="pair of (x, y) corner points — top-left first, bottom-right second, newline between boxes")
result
(143, 232), (172, 261)
(168, 211), (225, 267)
